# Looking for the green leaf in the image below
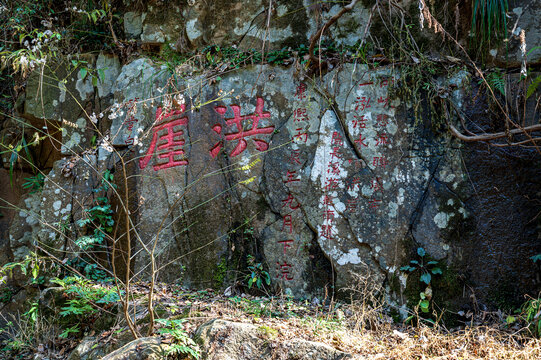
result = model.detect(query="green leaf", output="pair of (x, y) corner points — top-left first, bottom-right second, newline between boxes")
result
(420, 292), (426, 300)
(526, 76), (541, 99)
(97, 69), (105, 83)
(417, 247), (426, 257)
(426, 261), (438, 265)
(431, 267), (442, 275)
(79, 67), (88, 80)
(506, 315), (516, 325)
(420, 273), (431, 285)
(420, 300), (430, 312)
(409, 260), (419, 265)
(531, 254), (541, 263)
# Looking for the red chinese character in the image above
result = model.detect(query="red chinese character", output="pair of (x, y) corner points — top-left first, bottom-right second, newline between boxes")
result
(370, 177), (383, 193)
(293, 128), (308, 143)
(373, 156), (388, 168)
(210, 97), (274, 158)
(325, 177), (340, 191)
(278, 240), (294, 254)
(369, 198), (382, 209)
(358, 81), (374, 87)
(284, 170), (300, 184)
(351, 159), (365, 169)
(282, 194), (300, 210)
(139, 105), (189, 171)
(330, 147), (342, 160)
(376, 114), (389, 127)
(346, 199), (358, 212)
(331, 132), (343, 146)
(320, 225), (334, 240)
(352, 115), (367, 129)
(347, 176), (361, 191)
(295, 83), (307, 100)
(324, 209), (335, 223)
(327, 161), (340, 175)
(379, 77), (395, 88)
(376, 133), (389, 146)
(354, 97), (371, 111)
(294, 108), (307, 118)
(289, 150), (301, 165)
(276, 261), (294, 280)
(322, 195), (334, 206)
(355, 134), (368, 148)
(377, 96), (394, 109)
(282, 215), (293, 234)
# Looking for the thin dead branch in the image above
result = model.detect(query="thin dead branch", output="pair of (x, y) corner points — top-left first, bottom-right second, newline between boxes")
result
(308, 0), (360, 74)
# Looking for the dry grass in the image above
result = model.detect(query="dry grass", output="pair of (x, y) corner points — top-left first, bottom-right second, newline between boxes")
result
(143, 281), (541, 360)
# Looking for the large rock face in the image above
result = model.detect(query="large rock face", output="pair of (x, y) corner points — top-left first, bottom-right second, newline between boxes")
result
(3, 0), (541, 311)
(194, 319), (351, 360)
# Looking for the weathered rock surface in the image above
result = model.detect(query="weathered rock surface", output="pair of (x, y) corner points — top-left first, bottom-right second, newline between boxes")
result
(100, 337), (169, 360)
(194, 319), (351, 360)
(3, 0), (541, 314)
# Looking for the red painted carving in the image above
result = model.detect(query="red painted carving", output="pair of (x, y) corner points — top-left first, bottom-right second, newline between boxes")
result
(369, 198), (382, 209)
(324, 209), (335, 223)
(373, 156), (389, 168)
(346, 199), (358, 212)
(322, 195), (334, 206)
(329, 147), (342, 160)
(293, 128), (308, 143)
(282, 194), (300, 210)
(352, 115), (367, 129)
(139, 105), (189, 171)
(376, 114), (389, 127)
(295, 83), (307, 100)
(347, 176), (361, 191)
(282, 215), (293, 234)
(284, 170), (300, 184)
(320, 225), (334, 240)
(331, 132), (343, 146)
(370, 177), (383, 193)
(324, 177), (340, 191)
(355, 134), (368, 148)
(278, 240), (294, 254)
(289, 150), (301, 165)
(377, 96), (394, 109)
(211, 97), (274, 158)
(327, 161), (340, 175)
(276, 261), (294, 280)
(376, 133), (389, 146)
(354, 96), (371, 111)
(294, 108), (307, 120)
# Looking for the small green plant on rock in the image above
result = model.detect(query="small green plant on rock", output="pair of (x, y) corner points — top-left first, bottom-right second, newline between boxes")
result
(245, 255), (270, 290)
(401, 247), (442, 317)
(156, 319), (200, 359)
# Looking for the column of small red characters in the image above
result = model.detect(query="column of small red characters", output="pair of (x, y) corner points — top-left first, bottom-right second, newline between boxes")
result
(320, 130), (345, 242)
(276, 83), (309, 282)
(346, 78), (374, 214)
(369, 76), (395, 210)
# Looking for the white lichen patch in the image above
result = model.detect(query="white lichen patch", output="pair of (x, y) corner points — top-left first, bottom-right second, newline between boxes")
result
(397, 188), (405, 205)
(336, 248), (362, 265)
(52, 200), (62, 211)
(434, 211), (452, 229)
(388, 201), (398, 218)
(76, 117), (86, 129)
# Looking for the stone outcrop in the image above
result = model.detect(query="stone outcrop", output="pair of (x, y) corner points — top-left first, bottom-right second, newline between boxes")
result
(2, 0), (540, 314)
(194, 319), (351, 360)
